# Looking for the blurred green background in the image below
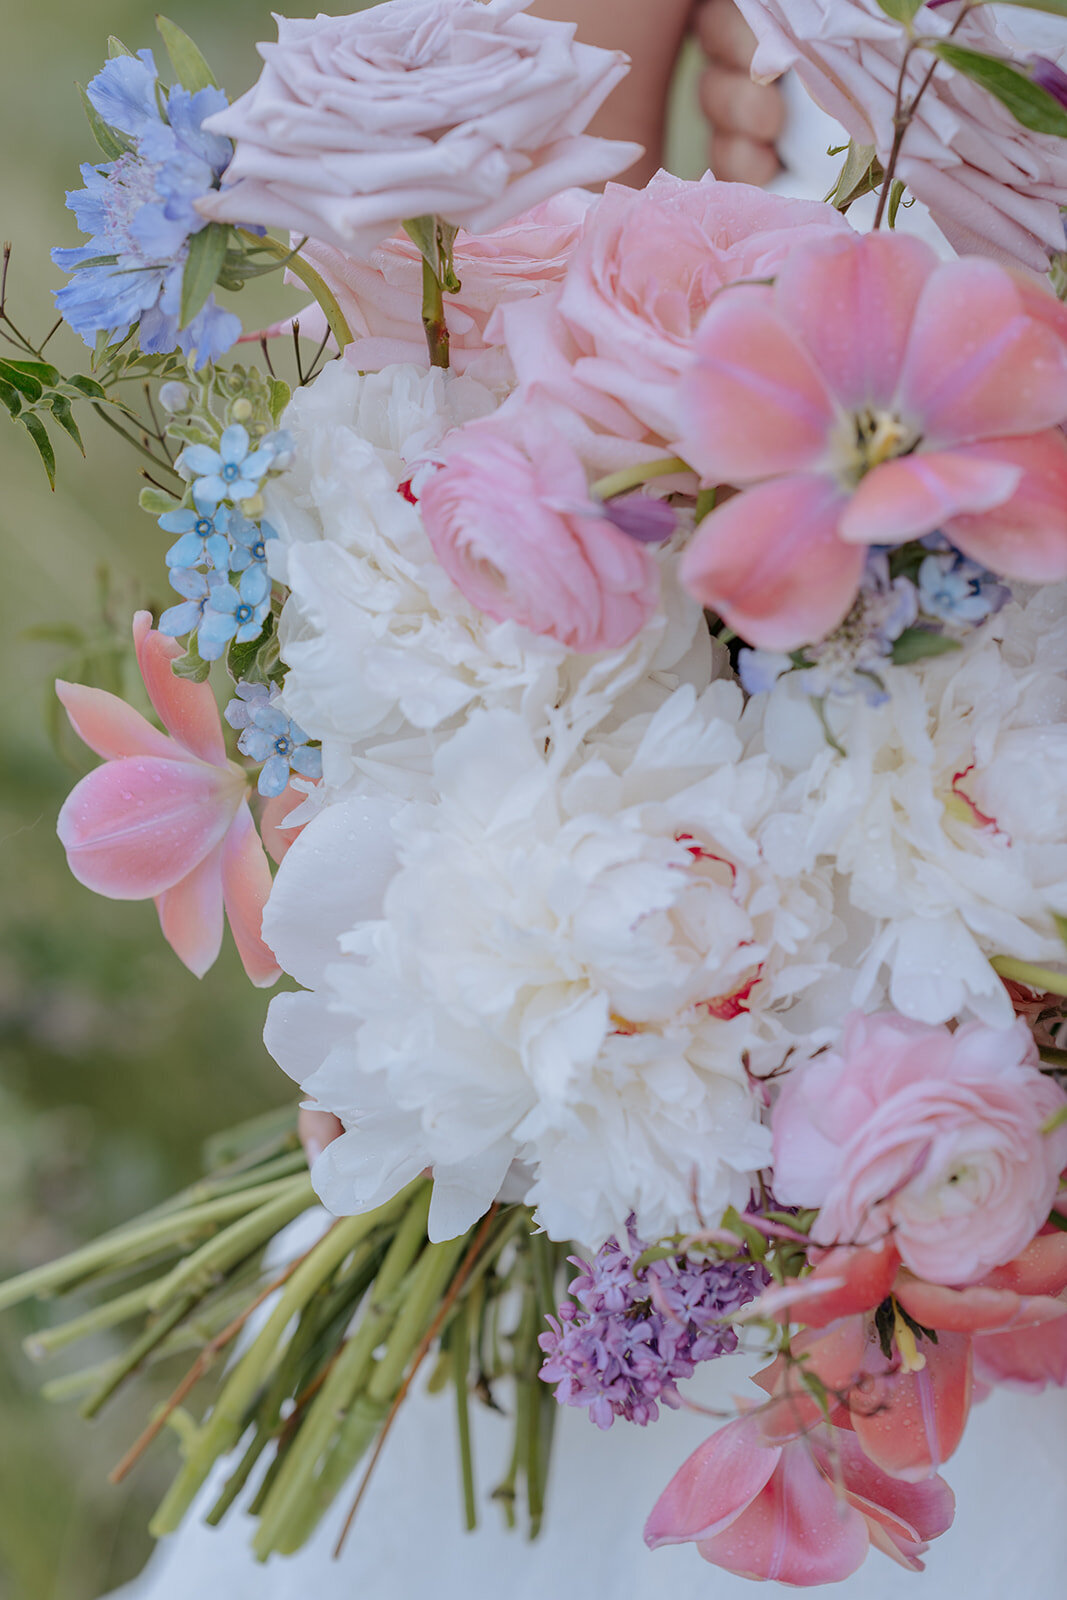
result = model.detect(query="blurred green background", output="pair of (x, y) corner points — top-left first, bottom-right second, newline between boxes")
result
(0, 7), (706, 1597)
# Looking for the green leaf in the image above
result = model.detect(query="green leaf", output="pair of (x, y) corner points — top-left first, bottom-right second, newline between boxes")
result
(0, 361), (44, 402)
(180, 223), (229, 329)
(139, 486), (180, 515)
(887, 178), (908, 228)
(0, 378), (20, 417)
(928, 42), (1067, 137)
(64, 374), (108, 401)
(891, 628), (964, 665)
(107, 36), (134, 58)
(77, 84), (134, 160)
(875, 0), (923, 21)
(19, 412), (56, 488)
(0, 358), (61, 388)
(829, 140), (882, 211)
(156, 16), (219, 92)
(171, 640), (211, 683)
(268, 378), (291, 426)
(46, 395), (85, 455)
(226, 613), (275, 685)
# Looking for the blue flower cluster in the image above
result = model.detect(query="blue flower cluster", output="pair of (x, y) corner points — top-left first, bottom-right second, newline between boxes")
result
(158, 423), (292, 658)
(52, 50), (239, 365)
(225, 683), (322, 797)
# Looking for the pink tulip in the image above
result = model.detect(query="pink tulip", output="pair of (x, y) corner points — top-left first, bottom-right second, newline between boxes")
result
(645, 1403), (955, 1583)
(56, 611), (280, 986)
(676, 232), (1067, 649)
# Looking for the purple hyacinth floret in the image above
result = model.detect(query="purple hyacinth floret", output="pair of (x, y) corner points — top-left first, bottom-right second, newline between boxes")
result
(538, 1220), (768, 1430)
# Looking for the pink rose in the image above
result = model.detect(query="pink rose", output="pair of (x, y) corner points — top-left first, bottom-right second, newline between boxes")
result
(199, 0), (639, 255)
(288, 189), (595, 378)
(735, 0), (1067, 273)
(487, 170), (851, 448)
(420, 406), (660, 652)
(772, 1010), (1067, 1286)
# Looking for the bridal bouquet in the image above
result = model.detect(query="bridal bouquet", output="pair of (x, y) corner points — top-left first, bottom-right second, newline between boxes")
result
(4, 0), (1067, 1586)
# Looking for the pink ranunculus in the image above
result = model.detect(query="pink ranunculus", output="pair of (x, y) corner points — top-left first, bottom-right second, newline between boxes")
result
(772, 1010), (1067, 1286)
(284, 189), (596, 380)
(645, 1402), (955, 1583)
(419, 406), (660, 652)
(198, 1), (640, 256)
(488, 169), (852, 448)
(56, 612), (280, 986)
(677, 231), (1067, 648)
(734, 0), (1067, 274)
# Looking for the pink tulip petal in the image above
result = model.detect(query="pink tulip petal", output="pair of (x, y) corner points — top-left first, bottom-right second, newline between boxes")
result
(680, 476), (862, 650)
(132, 610), (227, 765)
(839, 449), (1021, 547)
(260, 783), (310, 865)
(898, 259), (1067, 447)
(221, 800), (281, 988)
(981, 1231), (1067, 1300)
(822, 1425), (956, 1543)
(57, 756), (243, 899)
(778, 1246), (901, 1331)
(56, 679), (177, 762)
(644, 1412), (781, 1549)
(696, 1435), (870, 1585)
(972, 1305), (1067, 1392)
(776, 232), (938, 412)
(850, 1333), (972, 1483)
(894, 1271), (1067, 1336)
(677, 288), (836, 484)
(943, 432), (1067, 582)
(154, 842), (225, 978)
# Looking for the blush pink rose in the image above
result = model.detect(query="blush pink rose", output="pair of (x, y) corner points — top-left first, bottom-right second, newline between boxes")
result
(279, 189), (595, 379)
(487, 170), (852, 449)
(772, 1010), (1067, 1287)
(199, 0), (639, 255)
(420, 406), (660, 652)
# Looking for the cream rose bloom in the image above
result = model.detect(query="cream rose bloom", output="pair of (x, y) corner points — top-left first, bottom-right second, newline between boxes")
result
(200, 0), (640, 255)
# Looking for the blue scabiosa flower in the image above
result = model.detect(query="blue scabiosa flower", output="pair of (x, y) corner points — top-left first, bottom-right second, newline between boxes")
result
(228, 514), (278, 572)
(158, 568), (226, 637)
(160, 505), (231, 570)
(182, 425), (274, 511)
(224, 682), (322, 797)
(198, 566), (271, 660)
(52, 50), (240, 366)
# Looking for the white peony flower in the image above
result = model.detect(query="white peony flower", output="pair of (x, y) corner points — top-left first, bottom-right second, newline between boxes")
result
(266, 361), (714, 804)
(264, 686), (848, 1245)
(754, 583), (1067, 1025)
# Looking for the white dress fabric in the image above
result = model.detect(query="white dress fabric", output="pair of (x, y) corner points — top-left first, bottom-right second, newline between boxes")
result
(113, 74), (1067, 1600)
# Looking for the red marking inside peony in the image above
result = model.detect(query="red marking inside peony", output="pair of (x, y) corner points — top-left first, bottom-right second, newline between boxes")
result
(397, 476), (418, 505)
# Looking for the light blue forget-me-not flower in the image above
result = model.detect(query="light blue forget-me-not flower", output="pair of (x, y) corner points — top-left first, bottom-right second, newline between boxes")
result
(225, 682), (322, 797)
(183, 424), (275, 511)
(198, 566), (271, 660)
(160, 505), (231, 570)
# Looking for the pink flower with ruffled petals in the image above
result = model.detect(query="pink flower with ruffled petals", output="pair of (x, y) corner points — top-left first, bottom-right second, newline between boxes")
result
(771, 1009), (1067, 1286)
(420, 405), (660, 652)
(645, 1402), (955, 1583)
(676, 231), (1067, 649)
(56, 611), (280, 986)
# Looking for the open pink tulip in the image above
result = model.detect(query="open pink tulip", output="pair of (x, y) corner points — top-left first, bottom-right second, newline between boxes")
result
(56, 612), (280, 986)
(676, 232), (1067, 649)
(645, 1403), (955, 1583)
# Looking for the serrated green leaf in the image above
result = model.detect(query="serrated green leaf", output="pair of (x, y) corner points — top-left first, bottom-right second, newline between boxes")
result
(268, 378), (292, 426)
(875, 0), (923, 21)
(156, 15), (219, 92)
(46, 395), (85, 455)
(891, 628), (964, 665)
(139, 486), (180, 515)
(180, 223), (229, 329)
(928, 42), (1067, 137)
(76, 84), (134, 161)
(19, 412), (56, 488)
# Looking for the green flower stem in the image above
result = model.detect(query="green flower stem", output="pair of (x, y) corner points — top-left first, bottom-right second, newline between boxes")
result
(450, 1301), (477, 1532)
(0, 1178), (311, 1313)
(23, 1282), (159, 1359)
(147, 1176), (315, 1309)
(41, 1358), (117, 1404)
(365, 1231), (471, 1405)
(238, 232), (353, 352)
(81, 1291), (200, 1419)
(590, 456), (690, 502)
(420, 256), (450, 370)
(149, 1191), (416, 1536)
(251, 1190), (432, 1557)
(991, 956), (1067, 998)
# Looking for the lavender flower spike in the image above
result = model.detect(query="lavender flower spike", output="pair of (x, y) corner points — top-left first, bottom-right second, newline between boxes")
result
(538, 1220), (767, 1429)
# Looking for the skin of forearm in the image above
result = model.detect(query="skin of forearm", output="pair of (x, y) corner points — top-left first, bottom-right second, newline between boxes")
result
(529, 0), (694, 185)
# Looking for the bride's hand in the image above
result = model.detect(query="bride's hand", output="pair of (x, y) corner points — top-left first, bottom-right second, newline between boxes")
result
(693, 0), (784, 185)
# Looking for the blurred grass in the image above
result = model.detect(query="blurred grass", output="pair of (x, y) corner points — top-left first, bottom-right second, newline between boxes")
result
(0, 7), (707, 1597)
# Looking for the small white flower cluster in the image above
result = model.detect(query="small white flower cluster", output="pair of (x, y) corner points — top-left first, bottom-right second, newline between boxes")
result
(261, 361), (1067, 1249)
